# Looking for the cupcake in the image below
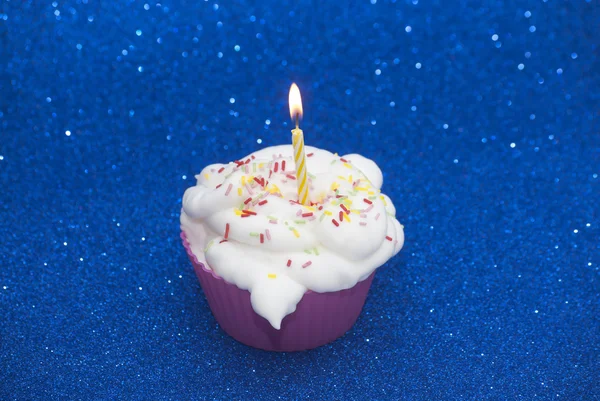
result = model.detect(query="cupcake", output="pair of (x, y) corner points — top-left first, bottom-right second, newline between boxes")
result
(181, 145), (404, 351)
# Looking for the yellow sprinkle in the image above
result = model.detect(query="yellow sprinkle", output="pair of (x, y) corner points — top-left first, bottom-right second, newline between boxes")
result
(292, 229), (300, 238)
(324, 210), (333, 216)
(380, 195), (387, 206)
(343, 213), (351, 223)
(237, 187), (243, 196)
(368, 191), (375, 195)
(343, 163), (352, 169)
(234, 208), (242, 216)
(343, 199), (353, 205)
(304, 205), (316, 212)
(351, 209), (360, 215)
(204, 173), (210, 180)
(337, 176), (346, 181)
(258, 163), (264, 169)
(268, 273), (277, 279)
(355, 187), (368, 191)
(348, 175), (353, 183)
(330, 182), (339, 191)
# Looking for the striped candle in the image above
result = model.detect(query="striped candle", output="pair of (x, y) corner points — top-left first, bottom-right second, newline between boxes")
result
(289, 83), (309, 205)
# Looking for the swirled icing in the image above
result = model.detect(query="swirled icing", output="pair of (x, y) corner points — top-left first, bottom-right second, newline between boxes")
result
(181, 145), (404, 329)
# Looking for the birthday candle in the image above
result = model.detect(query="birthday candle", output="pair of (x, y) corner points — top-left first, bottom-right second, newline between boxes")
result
(289, 83), (309, 205)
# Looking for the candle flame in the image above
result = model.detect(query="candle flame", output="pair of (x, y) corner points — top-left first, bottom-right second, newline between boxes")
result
(288, 83), (303, 125)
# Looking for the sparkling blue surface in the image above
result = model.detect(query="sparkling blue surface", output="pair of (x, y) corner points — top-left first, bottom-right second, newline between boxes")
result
(1, 0), (598, 399)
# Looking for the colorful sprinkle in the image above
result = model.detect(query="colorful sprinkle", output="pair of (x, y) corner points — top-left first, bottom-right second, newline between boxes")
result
(386, 236), (393, 241)
(274, 162), (279, 172)
(375, 213), (381, 220)
(218, 167), (225, 173)
(301, 212), (313, 218)
(204, 173), (210, 180)
(215, 184), (222, 189)
(340, 204), (350, 215)
(268, 273), (276, 279)
(332, 219), (339, 227)
(269, 220), (278, 224)
(307, 153), (314, 157)
(225, 184), (233, 196)
(244, 197), (252, 205)
(258, 200), (268, 206)
(219, 239), (228, 243)
(363, 198), (373, 205)
(265, 229), (271, 240)
(242, 210), (256, 216)
(313, 247), (319, 255)
(324, 210), (333, 216)
(340, 157), (348, 163)
(339, 211), (344, 222)
(224, 223), (230, 239)
(260, 233), (264, 243)
(287, 259), (292, 267)
(359, 222), (367, 226)
(237, 187), (243, 196)
(302, 261), (312, 268)
(281, 160), (286, 171)
(249, 232), (259, 237)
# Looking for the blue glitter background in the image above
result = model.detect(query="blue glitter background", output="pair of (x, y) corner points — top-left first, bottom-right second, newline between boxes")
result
(1, 0), (598, 399)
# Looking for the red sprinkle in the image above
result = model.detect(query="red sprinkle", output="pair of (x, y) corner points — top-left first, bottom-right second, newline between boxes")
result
(332, 219), (340, 227)
(260, 234), (264, 243)
(281, 160), (286, 171)
(234, 160), (244, 167)
(386, 236), (393, 241)
(254, 177), (265, 187)
(251, 155), (256, 160)
(302, 261), (312, 268)
(286, 174), (296, 180)
(274, 162), (279, 172)
(340, 157), (348, 163)
(215, 184), (222, 189)
(258, 200), (268, 206)
(224, 223), (230, 239)
(340, 204), (350, 215)
(218, 167), (225, 173)
(318, 206), (323, 210)
(307, 153), (314, 157)
(242, 210), (256, 216)
(363, 198), (373, 205)
(219, 239), (228, 244)
(339, 211), (344, 222)
(287, 259), (292, 267)
(245, 158), (251, 164)
(301, 212), (313, 217)
(244, 197), (253, 205)
(335, 195), (344, 198)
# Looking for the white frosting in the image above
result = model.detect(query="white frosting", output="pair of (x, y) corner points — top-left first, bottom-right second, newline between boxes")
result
(181, 145), (404, 329)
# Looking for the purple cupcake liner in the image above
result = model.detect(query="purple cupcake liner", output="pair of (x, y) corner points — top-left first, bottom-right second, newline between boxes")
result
(181, 231), (375, 352)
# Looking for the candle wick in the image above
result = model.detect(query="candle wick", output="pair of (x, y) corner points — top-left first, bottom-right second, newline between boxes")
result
(295, 114), (299, 130)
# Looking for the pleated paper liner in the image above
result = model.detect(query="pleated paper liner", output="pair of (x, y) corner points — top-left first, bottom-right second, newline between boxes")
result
(181, 231), (375, 352)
